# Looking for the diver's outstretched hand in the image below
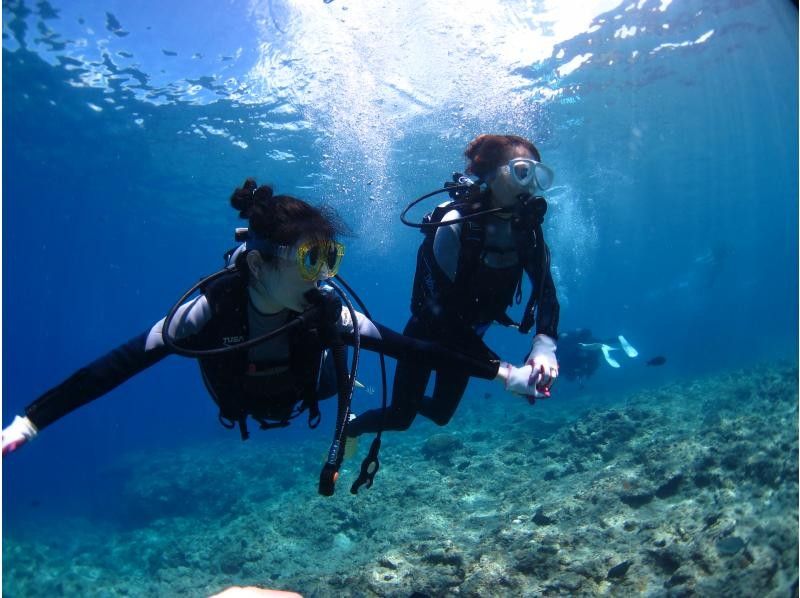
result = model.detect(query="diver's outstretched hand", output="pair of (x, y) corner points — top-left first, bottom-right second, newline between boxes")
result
(2, 415), (37, 457)
(526, 334), (559, 397)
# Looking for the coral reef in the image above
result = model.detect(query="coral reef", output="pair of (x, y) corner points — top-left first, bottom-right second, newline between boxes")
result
(3, 363), (798, 597)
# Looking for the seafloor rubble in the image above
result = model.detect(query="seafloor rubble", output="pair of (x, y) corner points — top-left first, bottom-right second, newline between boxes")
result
(3, 363), (798, 597)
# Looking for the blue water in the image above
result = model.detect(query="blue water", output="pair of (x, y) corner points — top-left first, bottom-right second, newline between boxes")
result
(3, 0), (798, 594)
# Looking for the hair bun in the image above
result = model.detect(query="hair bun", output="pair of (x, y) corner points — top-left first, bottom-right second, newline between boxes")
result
(243, 178), (258, 193)
(229, 179), (276, 219)
(253, 185), (274, 203)
(230, 178), (259, 218)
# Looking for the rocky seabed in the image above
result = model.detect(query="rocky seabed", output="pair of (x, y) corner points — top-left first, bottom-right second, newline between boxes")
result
(3, 364), (798, 597)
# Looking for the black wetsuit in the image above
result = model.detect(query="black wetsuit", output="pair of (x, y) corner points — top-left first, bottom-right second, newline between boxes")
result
(348, 204), (560, 436)
(24, 270), (501, 435)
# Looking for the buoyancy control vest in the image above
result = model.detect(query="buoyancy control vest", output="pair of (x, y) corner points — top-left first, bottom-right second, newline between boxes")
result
(410, 194), (553, 336)
(194, 269), (326, 440)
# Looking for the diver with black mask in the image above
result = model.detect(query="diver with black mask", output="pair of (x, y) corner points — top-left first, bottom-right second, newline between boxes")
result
(2, 178), (544, 495)
(348, 134), (561, 437)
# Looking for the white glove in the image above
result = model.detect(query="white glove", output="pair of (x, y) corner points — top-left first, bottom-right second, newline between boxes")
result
(525, 334), (559, 397)
(2, 415), (38, 456)
(496, 363), (538, 399)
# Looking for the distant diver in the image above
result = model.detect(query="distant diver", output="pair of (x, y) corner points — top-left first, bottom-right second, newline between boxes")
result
(557, 329), (639, 383)
(2, 179), (545, 496)
(348, 133), (561, 438)
(646, 356), (667, 367)
(693, 242), (729, 288)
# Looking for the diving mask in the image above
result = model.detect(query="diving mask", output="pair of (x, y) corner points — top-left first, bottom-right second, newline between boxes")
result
(247, 236), (345, 281)
(277, 240), (345, 281)
(295, 240), (345, 281)
(500, 158), (554, 192)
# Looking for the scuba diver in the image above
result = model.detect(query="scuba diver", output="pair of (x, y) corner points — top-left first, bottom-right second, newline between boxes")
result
(347, 134), (561, 438)
(557, 328), (639, 384)
(1, 179), (543, 495)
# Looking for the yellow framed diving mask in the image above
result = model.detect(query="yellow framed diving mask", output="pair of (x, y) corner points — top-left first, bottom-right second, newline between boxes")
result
(295, 240), (345, 281)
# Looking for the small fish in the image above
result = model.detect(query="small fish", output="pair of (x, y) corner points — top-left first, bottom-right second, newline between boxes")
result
(646, 356), (667, 366)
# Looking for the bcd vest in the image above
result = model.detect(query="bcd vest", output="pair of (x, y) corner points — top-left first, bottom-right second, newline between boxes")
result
(195, 270), (325, 440)
(410, 196), (549, 335)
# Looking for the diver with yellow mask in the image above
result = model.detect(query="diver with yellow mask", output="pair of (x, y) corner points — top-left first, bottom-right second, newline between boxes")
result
(2, 178), (544, 495)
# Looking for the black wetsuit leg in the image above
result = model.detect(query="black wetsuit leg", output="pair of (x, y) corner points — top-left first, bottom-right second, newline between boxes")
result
(347, 317), (432, 435)
(347, 316), (490, 436)
(417, 368), (470, 426)
(348, 357), (432, 434)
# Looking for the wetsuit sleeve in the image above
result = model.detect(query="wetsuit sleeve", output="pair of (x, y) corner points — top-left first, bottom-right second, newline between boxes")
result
(145, 295), (214, 351)
(339, 310), (499, 380)
(535, 242), (560, 340)
(24, 296), (214, 431)
(432, 209), (462, 282)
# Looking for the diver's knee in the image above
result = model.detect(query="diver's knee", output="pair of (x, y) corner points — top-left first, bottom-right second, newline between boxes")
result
(429, 413), (453, 427)
(393, 415), (416, 431)
(388, 407), (416, 431)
